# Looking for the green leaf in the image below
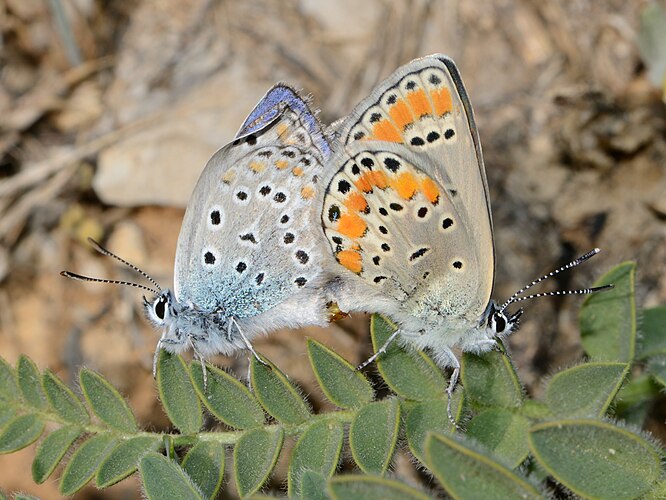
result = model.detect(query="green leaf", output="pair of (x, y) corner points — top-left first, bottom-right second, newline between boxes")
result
(370, 314), (446, 400)
(466, 408), (530, 468)
(405, 399), (456, 462)
(307, 339), (374, 409)
(328, 475), (429, 500)
(0, 406), (16, 428)
(288, 418), (344, 497)
(79, 369), (137, 433)
(43, 369), (89, 425)
(181, 440), (225, 500)
(528, 419), (661, 499)
(0, 357), (18, 401)
(0, 414), (44, 453)
(349, 398), (400, 475)
(647, 355), (666, 387)
(156, 351), (202, 434)
(139, 452), (203, 500)
(250, 356), (310, 425)
(425, 432), (543, 499)
(96, 435), (162, 488)
(60, 433), (118, 495)
(461, 350), (523, 409)
(190, 362), (264, 429)
(580, 262), (636, 362)
(637, 307), (666, 359)
(32, 425), (81, 483)
(13, 495), (39, 500)
(234, 427), (284, 497)
(17, 355), (47, 409)
(545, 362), (628, 418)
(643, 479), (666, 500)
(300, 470), (328, 500)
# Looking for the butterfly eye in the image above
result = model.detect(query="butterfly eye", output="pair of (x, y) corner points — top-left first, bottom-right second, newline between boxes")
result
(155, 296), (167, 320)
(494, 313), (506, 333)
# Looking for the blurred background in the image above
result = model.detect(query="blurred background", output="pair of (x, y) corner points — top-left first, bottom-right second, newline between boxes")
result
(1, 0), (665, 497)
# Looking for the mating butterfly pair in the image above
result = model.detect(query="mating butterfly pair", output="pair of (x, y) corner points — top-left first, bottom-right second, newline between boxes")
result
(63, 55), (609, 420)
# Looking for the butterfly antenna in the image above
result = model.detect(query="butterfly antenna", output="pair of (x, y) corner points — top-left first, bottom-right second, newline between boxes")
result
(86, 237), (162, 291)
(60, 271), (160, 294)
(499, 248), (611, 313)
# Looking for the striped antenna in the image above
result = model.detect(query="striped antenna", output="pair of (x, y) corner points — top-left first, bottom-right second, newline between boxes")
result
(499, 248), (612, 313)
(60, 271), (159, 294)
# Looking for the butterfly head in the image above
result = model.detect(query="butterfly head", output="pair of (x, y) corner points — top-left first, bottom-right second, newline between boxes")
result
(144, 289), (178, 329)
(486, 301), (523, 339)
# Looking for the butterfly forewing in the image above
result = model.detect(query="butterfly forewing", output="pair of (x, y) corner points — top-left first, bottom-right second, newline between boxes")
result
(175, 87), (329, 319)
(323, 55), (494, 320)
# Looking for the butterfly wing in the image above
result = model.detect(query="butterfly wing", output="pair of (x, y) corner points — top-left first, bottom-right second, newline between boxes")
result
(322, 55), (494, 322)
(175, 85), (332, 325)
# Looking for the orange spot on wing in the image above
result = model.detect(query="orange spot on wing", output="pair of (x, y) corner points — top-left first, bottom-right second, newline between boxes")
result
(421, 177), (441, 204)
(275, 160), (289, 170)
(337, 213), (367, 239)
(292, 166), (304, 176)
(344, 192), (368, 213)
(431, 87), (453, 115)
(249, 161), (266, 173)
(371, 120), (402, 142)
(389, 99), (414, 130)
(300, 186), (315, 199)
(337, 249), (363, 274)
(407, 89), (431, 117)
(354, 171), (387, 193)
(391, 172), (418, 199)
(276, 123), (290, 137)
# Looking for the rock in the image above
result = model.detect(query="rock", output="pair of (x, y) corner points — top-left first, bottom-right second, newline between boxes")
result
(93, 70), (272, 207)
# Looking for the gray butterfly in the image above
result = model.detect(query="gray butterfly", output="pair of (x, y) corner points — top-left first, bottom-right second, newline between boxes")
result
(63, 85), (338, 379)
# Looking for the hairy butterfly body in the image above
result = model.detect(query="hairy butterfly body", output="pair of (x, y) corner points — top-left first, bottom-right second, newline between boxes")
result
(321, 55), (608, 418)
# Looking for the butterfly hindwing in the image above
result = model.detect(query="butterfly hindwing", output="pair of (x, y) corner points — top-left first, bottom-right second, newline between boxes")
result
(175, 85), (331, 320)
(323, 54), (494, 320)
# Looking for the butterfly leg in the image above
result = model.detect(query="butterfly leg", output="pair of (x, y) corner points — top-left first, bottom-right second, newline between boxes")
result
(230, 317), (269, 367)
(188, 334), (208, 390)
(444, 348), (461, 427)
(153, 332), (186, 379)
(356, 329), (401, 371)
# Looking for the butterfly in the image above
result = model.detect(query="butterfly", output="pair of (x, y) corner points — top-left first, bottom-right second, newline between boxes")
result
(63, 84), (339, 381)
(320, 54), (611, 421)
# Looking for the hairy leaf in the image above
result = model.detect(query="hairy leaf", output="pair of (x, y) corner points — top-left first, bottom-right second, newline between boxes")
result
(405, 399), (455, 463)
(466, 408), (529, 468)
(17, 355), (47, 410)
(580, 262), (636, 362)
(349, 398), (400, 475)
(288, 418), (344, 497)
(140, 452), (203, 500)
(250, 356), (310, 425)
(234, 427), (284, 497)
(96, 435), (162, 488)
(637, 306), (666, 359)
(43, 370), (89, 425)
(156, 351), (202, 434)
(181, 440), (225, 500)
(190, 362), (264, 429)
(307, 339), (373, 409)
(425, 432), (543, 499)
(371, 315), (446, 400)
(328, 475), (429, 499)
(0, 414), (44, 453)
(546, 362), (628, 417)
(32, 425), (81, 483)
(80, 369), (137, 433)
(60, 433), (118, 495)
(529, 419), (661, 499)
(461, 350), (523, 409)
